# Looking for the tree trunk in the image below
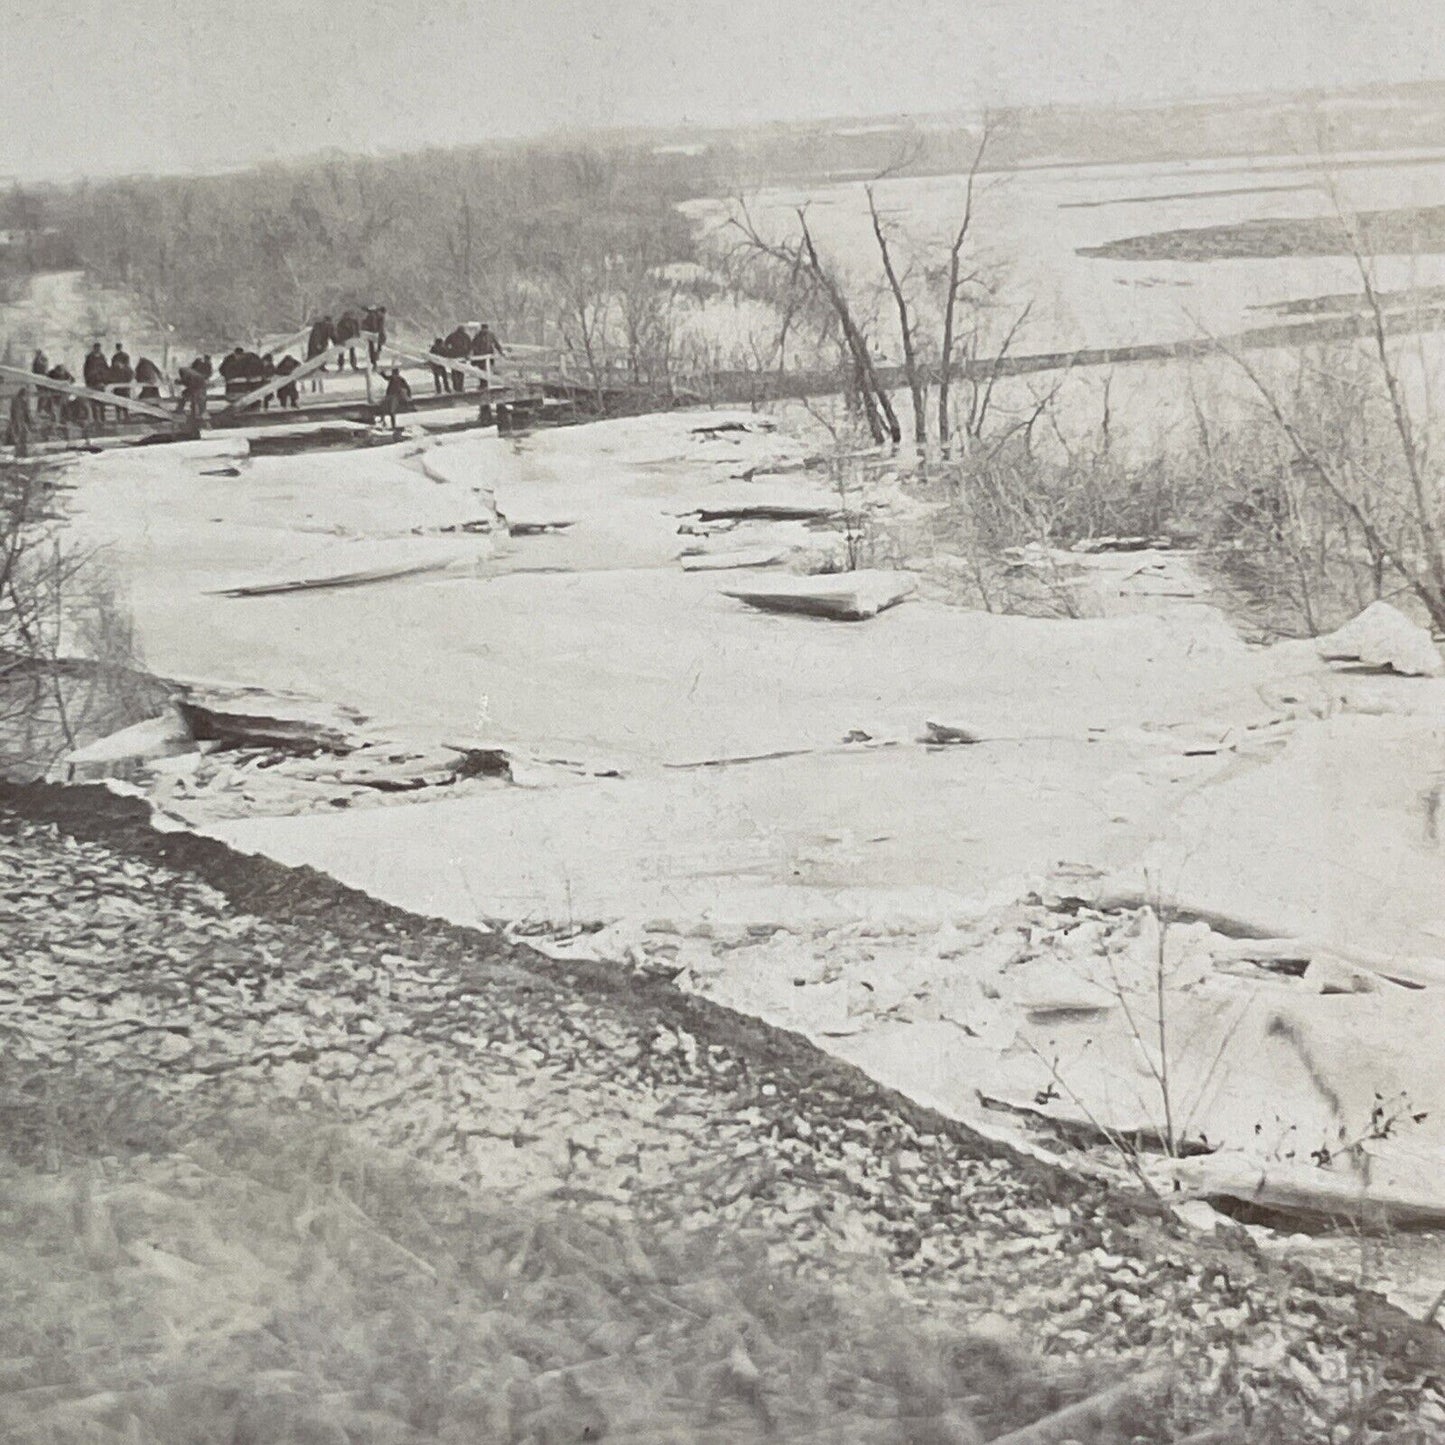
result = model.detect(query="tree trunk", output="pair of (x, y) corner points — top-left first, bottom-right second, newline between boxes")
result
(867, 187), (926, 450)
(938, 249), (961, 457)
(797, 212), (900, 445)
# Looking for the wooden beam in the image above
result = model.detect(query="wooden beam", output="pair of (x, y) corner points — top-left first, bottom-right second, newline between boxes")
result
(0, 363), (177, 424)
(253, 324), (312, 357)
(385, 339), (496, 387)
(216, 342), (349, 416)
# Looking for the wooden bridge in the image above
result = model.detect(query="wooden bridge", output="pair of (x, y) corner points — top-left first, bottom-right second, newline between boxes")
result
(0, 329), (707, 456)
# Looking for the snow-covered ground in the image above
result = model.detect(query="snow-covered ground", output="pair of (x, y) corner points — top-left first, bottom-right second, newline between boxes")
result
(51, 405), (1445, 1252)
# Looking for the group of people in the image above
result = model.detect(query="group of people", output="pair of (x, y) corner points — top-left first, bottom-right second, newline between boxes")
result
(27, 342), (166, 425)
(427, 323), (505, 394)
(217, 347), (304, 408)
(7, 307), (509, 451)
(7, 342), (162, 451)
(306, 305), (388, 377)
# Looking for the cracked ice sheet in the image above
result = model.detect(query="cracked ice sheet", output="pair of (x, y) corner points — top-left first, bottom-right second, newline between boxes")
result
(205, 735), (1223, 931)
(1111, 710), (1445, 966)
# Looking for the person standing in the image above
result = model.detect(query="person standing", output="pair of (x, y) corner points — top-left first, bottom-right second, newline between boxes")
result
(443, 323), (472, 395)
(83, 342), (110, 423)
(177, 358), (210, 422)
(470, 322), (505, 391)
(335, 307), (364, 371)
(306, 315), (336, 393)
(378, 366), (413, 429)
(362, 304), (387, 367)
(6, 386), (33, 456)
(109, 343), (134, 406)
(275, 354), (301, 409)
(428, 337), (451, 394)
(218, 346), (248, 399)
(258, 352), (277, 410)
(30, 350), (50, 418)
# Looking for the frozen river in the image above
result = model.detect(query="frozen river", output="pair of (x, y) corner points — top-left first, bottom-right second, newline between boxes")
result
(684, 146), (1445, 356)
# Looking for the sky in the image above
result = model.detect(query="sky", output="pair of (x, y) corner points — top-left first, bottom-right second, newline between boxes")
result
(1, 0), (1443, 181)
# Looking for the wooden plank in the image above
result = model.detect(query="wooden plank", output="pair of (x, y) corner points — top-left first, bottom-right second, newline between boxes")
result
(0, 363), (177, 424)
(255, 323), (311, 356)
(216, 342), (349, 416)
(385, 339), (496, 387)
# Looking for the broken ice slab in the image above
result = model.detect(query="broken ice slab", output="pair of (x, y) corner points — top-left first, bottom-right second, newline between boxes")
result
(174, 686), (369, 754)
(1174, 1151), (1445, 1230)
(210, 537), (478, 597)
(49, 709), (196, 783)
(721, 569), (917, 621)
(1316, 600), (1443, 677)
(680, 546), (790, 572)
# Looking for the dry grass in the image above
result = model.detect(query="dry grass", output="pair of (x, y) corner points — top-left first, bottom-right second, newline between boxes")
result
(0, 1110), (1143, 1445)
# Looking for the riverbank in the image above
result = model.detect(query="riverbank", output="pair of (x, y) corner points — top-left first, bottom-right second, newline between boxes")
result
(4, 783), (1445, 1442)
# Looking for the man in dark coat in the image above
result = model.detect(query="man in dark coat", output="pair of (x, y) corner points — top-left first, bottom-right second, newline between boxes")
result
(218, 346), (247, 398)
(335, 308), (364, 371)
(83, 342), (110, 422)
(470, 323), (505, 391)
(59, 394), (92, 444)
(134, 356), (163, 404)
(362, 305), (387, 367)
(275, 354), (302, 410)
(109, 344), (134, 403)
(46, 363), (83, 440)
(177, 358), (211, 421)
(257, 353), (277, 410)
(443, 324), (472, 395)
(306, 316), (336, 359)
(428, 338), (451, 395)
(30, 351), (50, 417)
(306, 315), (336, 393)
(237, 350), (265, 392)
(378, 366), (413, 429)
(6, 386), (33, 456)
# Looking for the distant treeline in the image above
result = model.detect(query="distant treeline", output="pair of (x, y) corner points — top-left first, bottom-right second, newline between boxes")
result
(5, 142), (715, 351)
(6, 75), (1442, 366)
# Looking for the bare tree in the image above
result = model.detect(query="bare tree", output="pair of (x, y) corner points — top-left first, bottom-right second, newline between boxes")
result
(0, 466), (158, 778)
(937, 121), (994, 456)
(728, 200), (900, 445)
(1228, 269), (1445, 633)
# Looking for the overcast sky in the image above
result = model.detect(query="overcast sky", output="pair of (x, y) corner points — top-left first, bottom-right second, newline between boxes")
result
(2, 0), (1443, 181)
